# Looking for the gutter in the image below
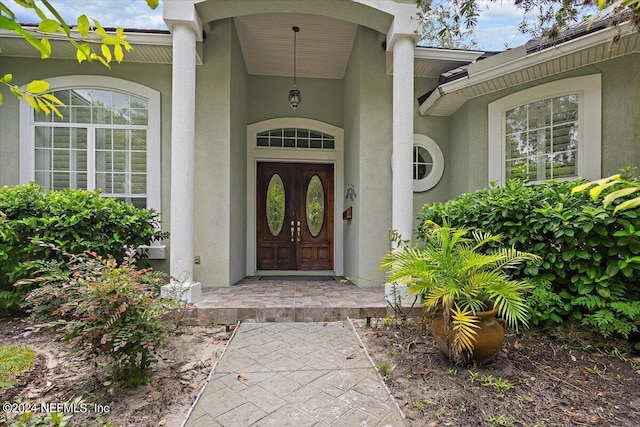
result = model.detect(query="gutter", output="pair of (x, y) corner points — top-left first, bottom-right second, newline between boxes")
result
(0, 27), (174, 46)
(418, 22), (634, 116)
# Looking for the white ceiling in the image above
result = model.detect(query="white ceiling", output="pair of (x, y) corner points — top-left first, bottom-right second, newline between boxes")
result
(233, 13), (359, 80)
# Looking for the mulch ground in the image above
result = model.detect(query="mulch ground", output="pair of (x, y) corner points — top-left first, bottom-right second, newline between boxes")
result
(355, 317), (640, 427)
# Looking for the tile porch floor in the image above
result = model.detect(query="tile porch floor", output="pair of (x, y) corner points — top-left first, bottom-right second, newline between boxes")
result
(183, 277), (422, 325)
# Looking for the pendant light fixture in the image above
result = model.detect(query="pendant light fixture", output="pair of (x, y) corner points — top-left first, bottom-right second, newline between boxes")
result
(288, 26), (301, 111)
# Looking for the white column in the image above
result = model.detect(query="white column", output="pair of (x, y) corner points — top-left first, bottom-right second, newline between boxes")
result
(166, 23), (201, 302)
(392, 35), (415, 244)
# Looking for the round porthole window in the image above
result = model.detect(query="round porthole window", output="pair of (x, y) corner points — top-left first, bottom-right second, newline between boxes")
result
(413, 134), (444, 192)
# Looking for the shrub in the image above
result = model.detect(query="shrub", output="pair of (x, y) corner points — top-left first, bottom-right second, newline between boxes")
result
(417, 179), (640, 342)
(21, 245), (181, 387)
(0, 183), (168, 312)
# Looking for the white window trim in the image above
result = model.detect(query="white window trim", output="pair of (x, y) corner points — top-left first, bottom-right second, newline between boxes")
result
(19, 75), (161, 213)
(488, 74), (601, 185)
(413, 134), (444, 192)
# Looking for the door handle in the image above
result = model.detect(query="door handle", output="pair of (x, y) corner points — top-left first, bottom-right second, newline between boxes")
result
(291, 220), (295, 242)
(296, 220), (301, 242)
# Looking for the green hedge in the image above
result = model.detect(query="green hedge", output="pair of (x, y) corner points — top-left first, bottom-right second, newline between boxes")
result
(417, 179), (640, 342)
(0, 183), (168, 311)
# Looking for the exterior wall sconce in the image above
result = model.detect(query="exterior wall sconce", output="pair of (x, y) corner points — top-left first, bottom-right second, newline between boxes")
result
(345, 184), (357, 201)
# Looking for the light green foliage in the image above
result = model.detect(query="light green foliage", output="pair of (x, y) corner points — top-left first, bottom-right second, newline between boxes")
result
(418, 179), (640, 345)
(480, 374), (514, 398)
(380, 221), (537, 363)
(0, 344), (37, 388)
(0, 0), (158, 115)
(23, 246), (180, 387)
(0, 183), (168, 312)
(573, 173), (640, 214)
(377, 360), (391, 376)
(3, 411), (72, 427)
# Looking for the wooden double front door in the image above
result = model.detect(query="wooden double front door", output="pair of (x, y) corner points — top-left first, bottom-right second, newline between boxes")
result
(257, 162), (334, 270)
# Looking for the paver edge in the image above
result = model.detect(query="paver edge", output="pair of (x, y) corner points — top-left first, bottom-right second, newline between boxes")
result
(346, 316), (407, 422)
(180, 321), (241, 427)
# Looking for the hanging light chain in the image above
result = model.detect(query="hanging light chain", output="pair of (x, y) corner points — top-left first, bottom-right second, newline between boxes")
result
(292, 26), (299, 86)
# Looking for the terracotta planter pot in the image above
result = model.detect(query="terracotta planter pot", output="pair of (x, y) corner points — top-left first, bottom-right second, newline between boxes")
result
(431, 305), (505, 364)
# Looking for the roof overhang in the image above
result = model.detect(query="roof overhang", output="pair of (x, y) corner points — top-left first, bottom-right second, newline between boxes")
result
(0, 27), (203, 65)
(419, 23), (640, 116)
(397, 46), (486, 78)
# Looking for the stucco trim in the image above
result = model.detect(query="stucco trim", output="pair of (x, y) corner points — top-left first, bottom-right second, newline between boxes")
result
(246, 118), (344, 277)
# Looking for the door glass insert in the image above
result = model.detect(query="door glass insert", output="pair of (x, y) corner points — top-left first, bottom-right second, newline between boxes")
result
(266, 174), (285, 236)
(306, 175), (324, 237)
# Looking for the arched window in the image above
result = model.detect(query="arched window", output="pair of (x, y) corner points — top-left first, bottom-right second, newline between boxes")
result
(20, 76), (160, 211)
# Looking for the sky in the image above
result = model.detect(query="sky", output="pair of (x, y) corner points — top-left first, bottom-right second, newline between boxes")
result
(11, 0), (531, 52)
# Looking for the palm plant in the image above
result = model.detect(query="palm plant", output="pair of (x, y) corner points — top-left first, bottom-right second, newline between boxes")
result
(379, 220), (539, 363)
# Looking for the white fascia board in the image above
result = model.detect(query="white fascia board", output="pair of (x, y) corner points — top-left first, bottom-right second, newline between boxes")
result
(414, 46), (485, 62)
(0, 28), (173, 46)
(419, 23), (633, 116)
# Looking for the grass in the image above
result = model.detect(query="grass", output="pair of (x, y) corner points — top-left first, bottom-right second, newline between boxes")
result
(377, 360), (391, 376)
(0, 344), (37, 388)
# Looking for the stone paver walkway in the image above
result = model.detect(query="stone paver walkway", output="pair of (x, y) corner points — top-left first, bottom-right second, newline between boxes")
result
(183, 321), (405, 426)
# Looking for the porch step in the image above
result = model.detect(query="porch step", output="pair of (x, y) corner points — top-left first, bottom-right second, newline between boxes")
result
(181, 277), (423, 324)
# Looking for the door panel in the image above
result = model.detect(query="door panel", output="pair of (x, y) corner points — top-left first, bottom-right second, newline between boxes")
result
(297, 163), (333, 270)
(257, 162), (333, 271)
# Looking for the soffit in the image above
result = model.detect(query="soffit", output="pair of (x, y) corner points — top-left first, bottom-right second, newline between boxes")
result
(423, 30), (640, 116)
(0, 29), (202, 65)
(233, 13), (358, 80)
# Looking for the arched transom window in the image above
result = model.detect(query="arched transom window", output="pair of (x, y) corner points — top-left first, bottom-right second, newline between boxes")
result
(257, 128), (335, 149)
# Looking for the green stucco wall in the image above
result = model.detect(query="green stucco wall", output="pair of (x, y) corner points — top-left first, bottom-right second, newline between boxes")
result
(413, 77), (450, 228)
(229, 20), (249, 285)
(448, 53), (640, 198)
(247, 76), (344, 127)
(193, 18), (249, 286)
(342, 26), (392, 285)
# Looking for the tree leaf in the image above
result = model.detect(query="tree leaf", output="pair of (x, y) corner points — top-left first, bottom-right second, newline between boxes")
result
(93, 19), (108, 37)
(101, 44), (112, 63)
(0, 14), (22, 32)
(38, 18), (60, 33)
(40, 37), (51, 59)
(77, 15), (90, 37)
(114, 44), (124, 62)
(615, 198), (640, 214)
(41, 93), (64, 106)
(0, 92), (3, 105)
(24, 95), (39, 110)
(146, 0), (160, 9)
(76, 43), (91, 63)
(589, 181), (617, 201)
(1, 73), (12, 83)
(603, 187), (640, 208)
(36, 97), (51, 115)
(26, 80), (50, 94)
